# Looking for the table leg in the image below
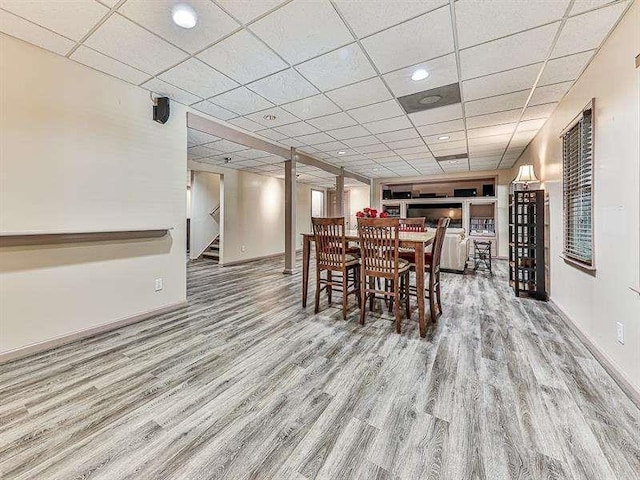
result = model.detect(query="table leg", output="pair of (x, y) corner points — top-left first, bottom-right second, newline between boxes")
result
(415, 242), (426, 338)
(302, 236), (310, 308)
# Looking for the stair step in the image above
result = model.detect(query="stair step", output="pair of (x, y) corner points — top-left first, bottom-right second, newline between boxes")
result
(202, 252), (219, 259)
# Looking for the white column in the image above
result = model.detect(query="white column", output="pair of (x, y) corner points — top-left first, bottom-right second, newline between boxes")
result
(335, 168), (344, 217)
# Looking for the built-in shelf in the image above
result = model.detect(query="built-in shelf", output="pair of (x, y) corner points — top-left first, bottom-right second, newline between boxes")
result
(0, 228), (171, 247)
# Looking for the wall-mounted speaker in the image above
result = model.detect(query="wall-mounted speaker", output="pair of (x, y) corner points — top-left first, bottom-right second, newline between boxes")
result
(153, 97), (170, 124)
(382, 189), (392, 200)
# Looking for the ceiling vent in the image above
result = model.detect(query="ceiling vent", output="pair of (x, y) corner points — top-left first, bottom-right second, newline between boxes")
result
(397, 83), (461, 114)
(435, 153), (468, 163)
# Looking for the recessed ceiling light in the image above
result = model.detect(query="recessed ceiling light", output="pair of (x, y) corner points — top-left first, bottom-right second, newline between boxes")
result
(172, 4), (197, 28)
(438, 135), (450, 140)
(411, 69), (429, 81)
(419, 95), (441, 105)
(263, 114), (277, 121)
(338, 151), (346, 155)
(447, 160), (459, 165)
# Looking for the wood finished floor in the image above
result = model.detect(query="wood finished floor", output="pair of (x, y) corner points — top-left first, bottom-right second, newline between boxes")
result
(1, 256), (639, 480)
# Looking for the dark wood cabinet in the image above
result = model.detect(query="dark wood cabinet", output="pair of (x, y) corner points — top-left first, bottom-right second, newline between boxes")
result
(509, 190), (547, 300)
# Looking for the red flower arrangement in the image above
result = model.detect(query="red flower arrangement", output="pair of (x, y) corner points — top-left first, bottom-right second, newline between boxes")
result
(356, 207), (389, 218)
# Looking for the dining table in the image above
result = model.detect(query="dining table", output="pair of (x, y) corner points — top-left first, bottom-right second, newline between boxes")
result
(300, 229), (436, 337)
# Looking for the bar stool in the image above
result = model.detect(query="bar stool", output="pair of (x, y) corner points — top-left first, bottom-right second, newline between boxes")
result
(312, 217), (361, 320)
(357, 217), (411, 333)
(473, 240), (493, 275)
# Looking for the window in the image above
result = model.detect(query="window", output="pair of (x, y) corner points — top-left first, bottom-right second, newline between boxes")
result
(561, 101), (594, 268)
(311, 189), (325, 217)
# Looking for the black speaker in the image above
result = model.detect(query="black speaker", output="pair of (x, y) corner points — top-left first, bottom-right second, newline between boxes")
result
(153, 97), (170, 124)
(382, 189), (392, 200)
(482, 184), (495, 196)
(454, 188), (477, 197)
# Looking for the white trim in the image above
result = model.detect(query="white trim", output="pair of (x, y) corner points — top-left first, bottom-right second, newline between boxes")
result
(0, 301), (188, 365)
(550, 300), (640, 408)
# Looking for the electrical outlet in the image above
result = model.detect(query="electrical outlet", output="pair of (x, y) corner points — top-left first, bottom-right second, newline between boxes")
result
(616, 322), (624, 344)
(241, 245), (246, 252)
(155, 278), (163, 292)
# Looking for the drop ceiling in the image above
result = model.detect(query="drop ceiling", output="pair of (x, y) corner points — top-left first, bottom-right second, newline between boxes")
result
(0, 0), (631, 182)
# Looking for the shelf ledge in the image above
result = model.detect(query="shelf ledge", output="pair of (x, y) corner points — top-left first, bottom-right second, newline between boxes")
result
(0, 229), (171, 247)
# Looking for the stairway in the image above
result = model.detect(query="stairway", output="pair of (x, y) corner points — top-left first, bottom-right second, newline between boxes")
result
(201, 236), (220, 263)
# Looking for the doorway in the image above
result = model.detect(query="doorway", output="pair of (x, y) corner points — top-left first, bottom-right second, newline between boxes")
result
(311, 189), (325, 218)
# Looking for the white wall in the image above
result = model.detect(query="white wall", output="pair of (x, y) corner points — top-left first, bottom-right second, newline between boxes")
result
(190, 171), (220, 259)
(188, 160), (315, 265)
(0, 34), (187, 355)
(348, 185), (371, 229)
(511, 3), (640, 392)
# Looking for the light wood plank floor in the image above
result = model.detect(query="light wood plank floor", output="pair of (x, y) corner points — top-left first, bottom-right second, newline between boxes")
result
(1, 256), (639, 479)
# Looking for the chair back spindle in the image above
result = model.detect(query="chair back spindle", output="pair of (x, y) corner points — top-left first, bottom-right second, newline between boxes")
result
(399, 217), (426, 232)
(312, 217), (347, 270)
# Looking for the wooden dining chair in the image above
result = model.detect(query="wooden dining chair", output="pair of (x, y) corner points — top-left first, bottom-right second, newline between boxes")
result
(312, 217), (361, 320)
(399, 217), (450, 323)
(357, 217), (411, 333)
(399, 217), (426, 232)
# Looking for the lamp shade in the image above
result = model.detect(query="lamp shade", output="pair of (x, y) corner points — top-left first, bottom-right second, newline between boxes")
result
(513, 164), (539, 184)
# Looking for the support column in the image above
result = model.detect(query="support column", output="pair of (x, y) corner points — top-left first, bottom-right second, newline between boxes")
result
(284, 148), (297, 274)
(335, 168), (344, 217)
(369, 178), (376, 209)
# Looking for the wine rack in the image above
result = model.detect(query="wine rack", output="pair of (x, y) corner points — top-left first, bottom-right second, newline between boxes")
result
(509, 190), (547, 300)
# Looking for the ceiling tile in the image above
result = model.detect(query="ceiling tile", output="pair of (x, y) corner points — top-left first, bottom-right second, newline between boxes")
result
(188, 129), (220, 147)
(517, 118), (547, 132)
(142, 77), (201, 105)
(70, 45), (150, 84)
(364, 115), (413, 134)
(315, 141), (348, 151)
(552, 2), (629, 58)
(428, 139), (467, 152)
(383, 53), (459, 97)
(297, 43), (376, 91)
(1, 0), (108, 41)
(422, 130), (466, 143)
(256, 128), (288, 141)
(455, 0), (570, 49)
(468, 144), (505, 156)
(191, 100), (237, 120)
(188, 144), (220, 159)
(463, 63), (541, 101)
(159, 58), (238, 98)
(464, 90), (529, 116)
(249, 0), (353, 63)
(281, 95), (341, 120)
(119, 0), (239, 53)
(325, 77), (393, 110)
(529, 81), (573, 106)
(361, 6), (454, 73)
(467, 134), (511, 147)
(357, 143), (389, 154)
(245, 106), (299, 127)
(348, 100), (404, 124)
(228, 116), (265, 132)
(295, 132), (336, 145)
(0, 9), (75, 55)
(387, 137), (424, 150)
(328, 125), (371, 140)
(211, 139), (249, 153)
(522, 102), (557, 121)
(539, 51), (593, 85)
(85, 14), (187, 75)
(216, 0), (286, 24)
(416, 119), (465, 136)
(409, 103), (463, 126)
(248, 68), (318, 104)
(377, 128), (419, 143)
(343, 135), (380, 148)
(275, 121), (319, 137)
(465, 109), (522, 129)
(210, 87), (274, 115)
(197, 30), (288, 84)
(570, 0), (613, 15)
(467, 123), (518, 139)
(307, 112), (357, 130)
(460, 23), (559, 80)
(368, 149), (404, 159)
(334, 0), (447, 38)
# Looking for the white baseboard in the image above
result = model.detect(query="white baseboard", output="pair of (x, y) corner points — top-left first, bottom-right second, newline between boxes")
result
(0, 301), (188, 365)
(549, 299), (640, 408)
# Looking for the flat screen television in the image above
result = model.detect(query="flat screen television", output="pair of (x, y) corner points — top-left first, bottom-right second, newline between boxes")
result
(407, 202), (463, 228)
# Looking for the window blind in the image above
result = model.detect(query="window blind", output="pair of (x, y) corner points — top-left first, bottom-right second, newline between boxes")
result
(562, 106), (593, 266)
